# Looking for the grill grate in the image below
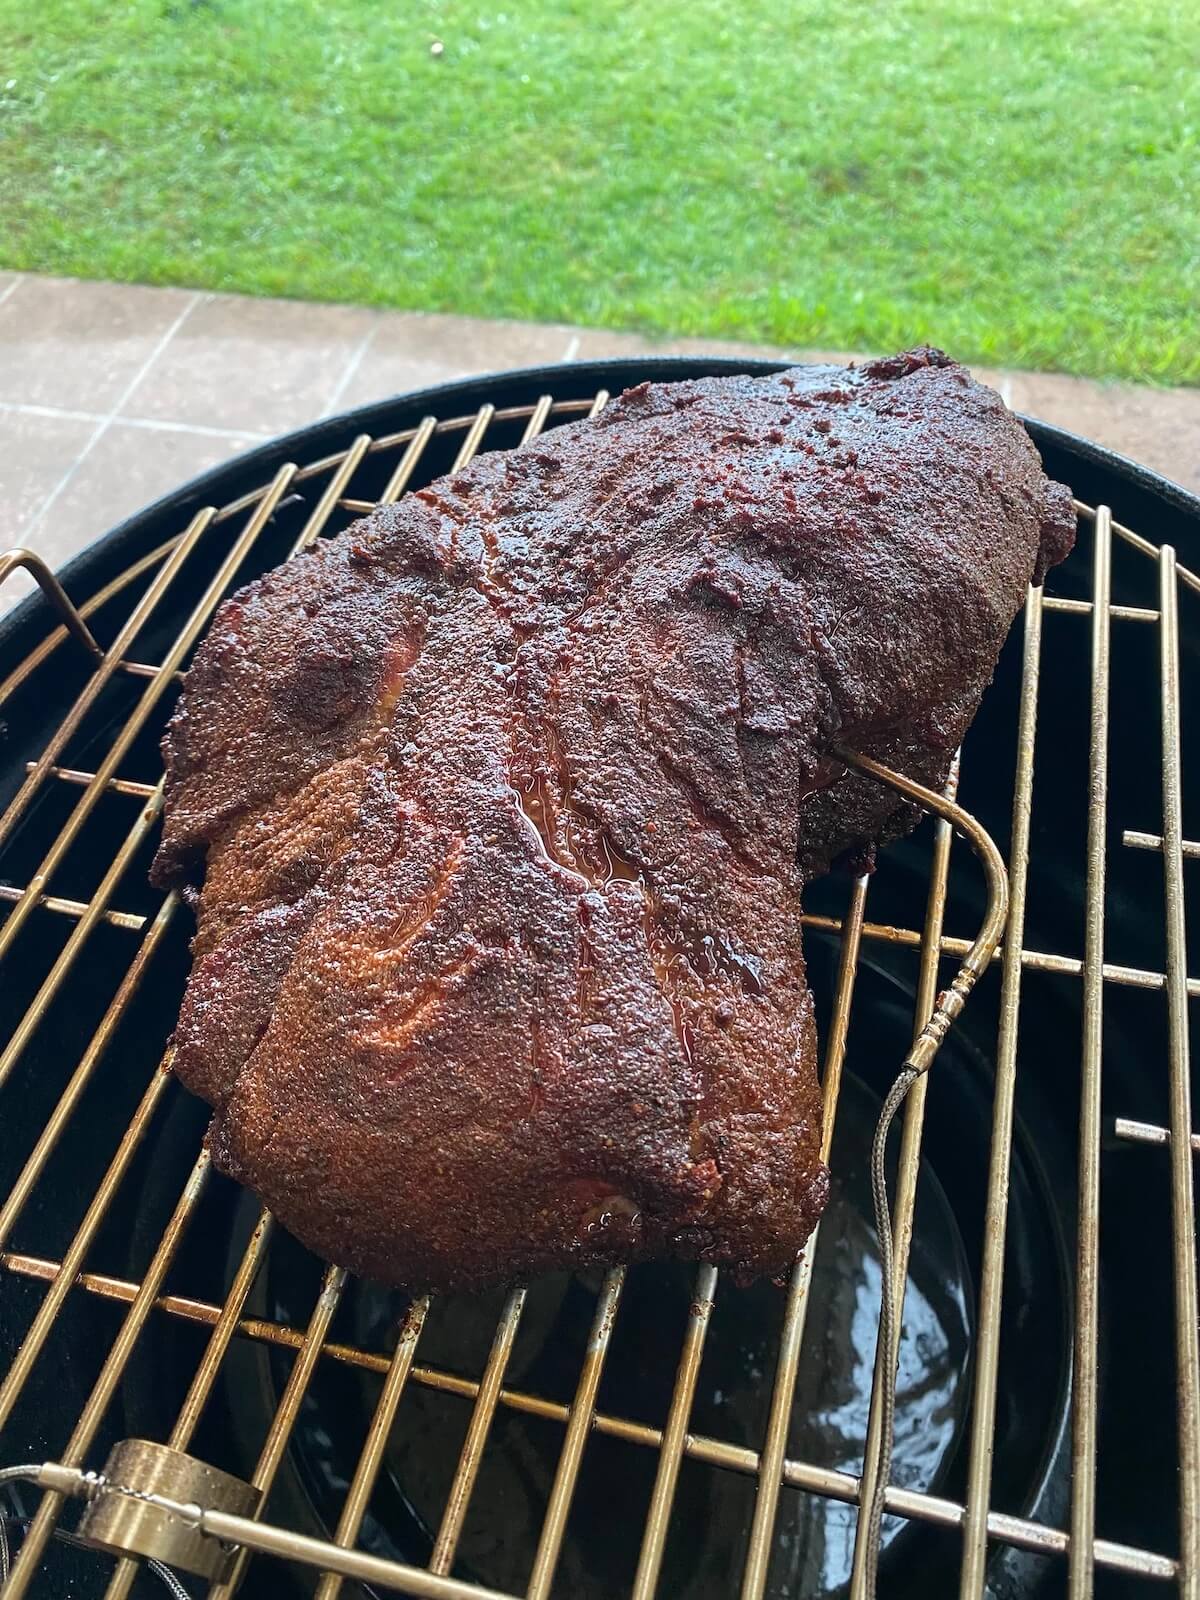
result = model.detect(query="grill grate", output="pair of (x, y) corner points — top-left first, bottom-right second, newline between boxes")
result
(0, 380), (1197, 1599)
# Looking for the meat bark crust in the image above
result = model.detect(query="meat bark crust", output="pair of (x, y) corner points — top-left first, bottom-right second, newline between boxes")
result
(153, 349), (1075, 1292)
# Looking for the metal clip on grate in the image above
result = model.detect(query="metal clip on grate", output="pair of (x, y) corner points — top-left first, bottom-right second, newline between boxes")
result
(1, 376), (1196, 1600)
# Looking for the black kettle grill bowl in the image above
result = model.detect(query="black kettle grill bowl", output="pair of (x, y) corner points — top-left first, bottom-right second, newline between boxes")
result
(1, 359), (1197, 1599)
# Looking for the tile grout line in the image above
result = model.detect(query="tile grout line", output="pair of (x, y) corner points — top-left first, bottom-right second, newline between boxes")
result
(0, 397), (269, 443)
(22, 291), (204, 540)
(320, 321), (380, 418)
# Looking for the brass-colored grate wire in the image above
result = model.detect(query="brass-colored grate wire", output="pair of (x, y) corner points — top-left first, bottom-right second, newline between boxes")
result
(0, 391), (1196, 1599)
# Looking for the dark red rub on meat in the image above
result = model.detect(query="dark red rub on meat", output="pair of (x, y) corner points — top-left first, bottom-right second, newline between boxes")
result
(153, 349), (1075, 1292)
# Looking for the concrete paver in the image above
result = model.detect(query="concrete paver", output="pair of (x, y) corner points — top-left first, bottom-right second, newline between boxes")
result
(0, 405), (99, 538)
(0, 407), (99, 603)
(0, 271), (1195, 621)
(1007, 368), (1200, 493)
(557, 326), (676, 364)
(0, 275), (197, 414)
(37, 420), (261, 555)
(124, 292), (378, 435)
(336, 312), (578, 411)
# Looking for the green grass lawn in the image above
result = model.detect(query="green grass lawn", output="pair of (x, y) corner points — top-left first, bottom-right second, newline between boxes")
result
(1, 0), (1197, 384)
